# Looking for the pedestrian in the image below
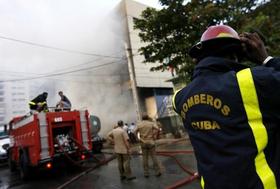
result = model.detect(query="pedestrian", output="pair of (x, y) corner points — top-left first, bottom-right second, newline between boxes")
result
(123, 123), (128, 133)
(29, 92), (48, 112)
(173, 25), (280, 189)
(128, 123), (137, 144)
(135, 113), (161, 177)
(56, 91), (71, 110)
(107, 120), (136, 181)
(129, 122), (136, 131)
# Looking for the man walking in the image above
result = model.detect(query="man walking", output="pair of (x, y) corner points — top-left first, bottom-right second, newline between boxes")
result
(29, 92), (48, 112)
(107, 120), (136, 181)
(135, 114), (161, 177)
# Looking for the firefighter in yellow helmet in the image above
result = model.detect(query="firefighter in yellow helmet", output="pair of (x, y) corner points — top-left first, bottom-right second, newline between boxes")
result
(29, 92), (48, 112)
(173, 25), (280, 189)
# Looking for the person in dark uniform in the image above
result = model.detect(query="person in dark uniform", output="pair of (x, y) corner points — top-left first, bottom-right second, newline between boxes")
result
(173, 25), (280, 189)
(56, 91), (71, 110)
(29, 92), (48, 112)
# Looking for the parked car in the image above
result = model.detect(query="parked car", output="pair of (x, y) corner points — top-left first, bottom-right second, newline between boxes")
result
(0, 135), (10, 162)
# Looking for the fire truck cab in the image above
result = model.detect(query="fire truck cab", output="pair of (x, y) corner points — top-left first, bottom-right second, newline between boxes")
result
(8, 110), (92, 179)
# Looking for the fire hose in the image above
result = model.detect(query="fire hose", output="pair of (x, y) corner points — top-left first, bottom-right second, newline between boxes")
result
(102, 138), (199, 189)
(54, 137), (116, 189)
(165, 174), (200, 189)
(156, 138), (200, 189)
(131, 150), (199, 189)
(55, 155), (116, 189)
(55, 137), (100, 168)
(69, 136), (103, 163)
(56, 137), (199, 189)
(158, 151), (200, 189)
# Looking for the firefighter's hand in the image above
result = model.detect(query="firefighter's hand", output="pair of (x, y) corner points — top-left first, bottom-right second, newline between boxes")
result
(239, 32), (268, 64)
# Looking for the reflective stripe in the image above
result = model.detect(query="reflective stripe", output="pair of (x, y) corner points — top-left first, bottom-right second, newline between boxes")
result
(29, 101), (36, 105)
(172, 89), (182, 112)
(201, 176), (205, 189)
(237, 68), (277, 189)
(38, 102), (46, 106)
(29, 101), (46, 106)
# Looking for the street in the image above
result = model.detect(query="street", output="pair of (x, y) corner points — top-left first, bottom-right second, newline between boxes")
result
(0, 138), (200, 189)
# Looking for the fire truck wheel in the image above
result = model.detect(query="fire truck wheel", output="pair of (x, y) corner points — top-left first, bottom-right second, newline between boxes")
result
(8, 150), (16, 172)
(19, 152), (30, 180)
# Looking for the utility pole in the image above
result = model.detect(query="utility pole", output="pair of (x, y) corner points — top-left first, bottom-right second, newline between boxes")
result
(125, 43), (141, 121)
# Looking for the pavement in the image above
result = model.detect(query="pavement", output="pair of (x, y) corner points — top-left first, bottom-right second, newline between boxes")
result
(67, 138), (200, 189)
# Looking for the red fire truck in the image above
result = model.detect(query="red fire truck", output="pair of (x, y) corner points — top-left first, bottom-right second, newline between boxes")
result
(8, 110), (92, 179)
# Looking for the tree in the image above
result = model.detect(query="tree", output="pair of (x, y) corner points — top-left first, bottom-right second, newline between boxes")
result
(244, 0), (280, 57)
(134, 0), (277, 84)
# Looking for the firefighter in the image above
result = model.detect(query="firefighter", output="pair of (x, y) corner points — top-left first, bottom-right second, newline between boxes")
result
(56, 91), (71, 110)
(107, 120), (136, 181)
(172, 25), (280, 189)
(134, 113), (161, 177)
(29, 92), (48, 112)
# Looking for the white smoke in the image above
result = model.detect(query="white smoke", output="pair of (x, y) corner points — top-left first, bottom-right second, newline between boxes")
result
(0, 0), (140, 135)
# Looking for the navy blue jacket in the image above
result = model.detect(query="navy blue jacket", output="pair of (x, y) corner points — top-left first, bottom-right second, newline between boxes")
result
(61, 95), (71, 106)
(173, 57), (280, 189)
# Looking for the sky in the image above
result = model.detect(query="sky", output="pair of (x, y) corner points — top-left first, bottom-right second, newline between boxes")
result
(0, 0), (160, 75)
(0, 0), (161, 134)
(127, 0), (162, 8)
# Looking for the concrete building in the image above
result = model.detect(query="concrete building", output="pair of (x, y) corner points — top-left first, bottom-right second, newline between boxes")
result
(0, 78), (29, 126)
(0, 72), (54, 126)
(0, 77), (58, 126)
(119, 0), (174, 120)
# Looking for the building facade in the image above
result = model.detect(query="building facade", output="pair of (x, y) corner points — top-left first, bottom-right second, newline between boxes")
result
(0, 78), (29, 126)
(120, 0), (174, 120)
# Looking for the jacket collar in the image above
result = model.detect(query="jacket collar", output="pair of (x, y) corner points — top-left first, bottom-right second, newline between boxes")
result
(192, 57), (248, 79)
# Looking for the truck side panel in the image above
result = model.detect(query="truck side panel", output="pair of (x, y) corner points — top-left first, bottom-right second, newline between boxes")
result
(10, 115), (41, 166)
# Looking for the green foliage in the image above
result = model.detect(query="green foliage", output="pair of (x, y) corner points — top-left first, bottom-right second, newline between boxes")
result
(134, 0), (279, 84)
(246, 0), (280, 57)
